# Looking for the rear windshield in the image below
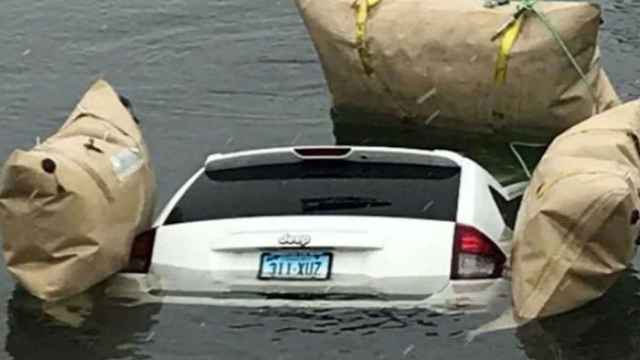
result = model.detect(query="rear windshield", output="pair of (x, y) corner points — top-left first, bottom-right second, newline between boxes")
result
(164, 161), (460, 224)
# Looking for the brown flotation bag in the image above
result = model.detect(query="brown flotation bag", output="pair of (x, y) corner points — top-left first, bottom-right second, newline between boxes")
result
(295, 0), (620, 137)
(512, 100), (640, 318)
(0, 80), (156, 302)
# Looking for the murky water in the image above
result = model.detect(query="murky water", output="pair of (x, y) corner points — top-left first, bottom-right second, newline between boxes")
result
(0, 0), (639, 358)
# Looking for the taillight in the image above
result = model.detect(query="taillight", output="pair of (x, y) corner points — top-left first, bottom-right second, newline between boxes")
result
(123, 228), (156, 273)
(451, 224), (505, 279)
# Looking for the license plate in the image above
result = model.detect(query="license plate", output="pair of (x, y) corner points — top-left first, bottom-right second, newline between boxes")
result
(258, 251), (332, 280)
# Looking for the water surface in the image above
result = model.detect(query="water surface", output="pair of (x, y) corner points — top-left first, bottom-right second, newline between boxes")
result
(0, 0), (639, 358)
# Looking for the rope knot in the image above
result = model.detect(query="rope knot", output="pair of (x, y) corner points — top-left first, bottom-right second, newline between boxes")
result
(516, 0), (538, 12)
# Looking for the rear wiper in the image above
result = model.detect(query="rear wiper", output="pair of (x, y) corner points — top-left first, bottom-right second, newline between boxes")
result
(301, 196), (391, 212)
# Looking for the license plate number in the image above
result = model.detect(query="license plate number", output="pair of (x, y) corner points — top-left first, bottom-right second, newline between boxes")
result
(259, 251), (332, 280)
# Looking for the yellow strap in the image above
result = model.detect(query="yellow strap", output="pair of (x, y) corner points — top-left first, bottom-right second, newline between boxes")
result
(353, 0), (381, 75)
(494, 15), (524, 85)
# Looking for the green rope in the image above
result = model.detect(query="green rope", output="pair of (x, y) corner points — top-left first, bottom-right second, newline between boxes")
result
(516, 0), (537, 10)
(516, 0), (599, 106)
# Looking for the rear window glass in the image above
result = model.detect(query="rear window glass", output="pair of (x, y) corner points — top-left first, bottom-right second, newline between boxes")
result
(165, 161), (460, 224)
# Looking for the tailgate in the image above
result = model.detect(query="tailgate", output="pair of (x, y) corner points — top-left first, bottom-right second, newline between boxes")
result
(151, 216), (455, 297)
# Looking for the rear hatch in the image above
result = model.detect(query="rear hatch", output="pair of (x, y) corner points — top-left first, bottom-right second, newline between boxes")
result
(151, 148), (462, 298)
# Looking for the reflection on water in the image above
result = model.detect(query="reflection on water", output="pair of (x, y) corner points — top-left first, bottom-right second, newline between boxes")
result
(3, 283), (528, 359)
(104, 304), (524, 359)
(333, 114), (547, 185)
(21, 280), (640, 360)
(6, 287), (161, 360)
(516, 270), (640, 360)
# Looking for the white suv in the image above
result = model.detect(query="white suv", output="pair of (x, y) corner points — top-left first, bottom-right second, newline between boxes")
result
(108, 146), (525, 312)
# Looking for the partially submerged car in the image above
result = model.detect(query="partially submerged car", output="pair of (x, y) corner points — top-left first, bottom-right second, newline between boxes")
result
(108, 146), (525, 312)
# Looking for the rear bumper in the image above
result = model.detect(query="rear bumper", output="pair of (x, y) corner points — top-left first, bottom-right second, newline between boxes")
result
(103, 273), (511, 314)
